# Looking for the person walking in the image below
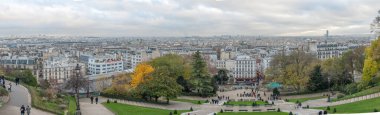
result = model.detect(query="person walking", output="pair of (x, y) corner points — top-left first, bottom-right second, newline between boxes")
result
(26, 105), (31, 115)
(20, 105), (25, 115)
(90, 96), (94, 104)
(95, 97), (99, 104)
(8, 82), (12, 92)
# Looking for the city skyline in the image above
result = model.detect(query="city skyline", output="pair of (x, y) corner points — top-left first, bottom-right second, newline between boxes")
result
(0, 0), (379, 36)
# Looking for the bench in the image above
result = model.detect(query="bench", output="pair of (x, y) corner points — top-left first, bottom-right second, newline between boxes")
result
(224, 109), (233, 112)
(267, 108), (276, 111)
(252, 109), (261, 112)
(239, 109), (248, 112)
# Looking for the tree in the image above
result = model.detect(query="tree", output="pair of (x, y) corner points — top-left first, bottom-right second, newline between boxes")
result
(273, 88), (280, 96)
(265, 50), (318, 92)
(177, 76), (190, 92)
(190, 51), (214, 96)
(362, 38), (380, 86)
(130, 63), (154, 88)
(216, 69), (229, 85)
(308, 65), (328, 91)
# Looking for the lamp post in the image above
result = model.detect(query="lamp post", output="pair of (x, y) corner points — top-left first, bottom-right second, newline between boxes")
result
(75, 64), (81, 115)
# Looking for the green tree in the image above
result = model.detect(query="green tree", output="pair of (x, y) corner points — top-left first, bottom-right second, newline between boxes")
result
(190, 51), (214, 96)
(216, 69), (229, 85)
(308, 65), (328, 91)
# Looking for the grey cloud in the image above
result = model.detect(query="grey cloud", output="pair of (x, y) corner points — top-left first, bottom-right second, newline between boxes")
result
(0, 0), (379, 36)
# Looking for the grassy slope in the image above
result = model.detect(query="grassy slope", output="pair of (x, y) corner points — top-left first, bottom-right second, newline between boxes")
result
(287, 96), (326, 103)
(218, 112), (288, 115)
(172, 98), (205, 104)
(67, 96), (77, 115)
(334, 85), (380, 101)
(102, 102), (189, 115)
(26, 85), (64, 114)
(316, 96), (380, 113)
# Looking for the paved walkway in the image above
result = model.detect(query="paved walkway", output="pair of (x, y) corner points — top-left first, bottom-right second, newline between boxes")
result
(80, 97), (114, 115)
(0, 81), (52, 115)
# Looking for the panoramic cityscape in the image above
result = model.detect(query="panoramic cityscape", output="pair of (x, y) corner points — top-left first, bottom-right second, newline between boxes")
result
(0, 0), (380, 115)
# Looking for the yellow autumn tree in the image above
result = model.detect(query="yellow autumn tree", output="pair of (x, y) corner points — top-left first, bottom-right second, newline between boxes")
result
(130, 63), (155, 88)
(362, 37), (380, 85)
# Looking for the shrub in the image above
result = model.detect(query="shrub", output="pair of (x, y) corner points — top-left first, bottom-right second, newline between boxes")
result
(190, 107), (193, 111)
(277, 108), (281, 112)
(289, 111), (293, 115)
(114, 100), (117, 103)
(213, 113), (217, 115)
(333, 108), (337, 113)
(296, 100), (300, 104)
(205, 100), (209, 103)
(220, 109), (223, 113)
(337, 94), (345, 99)
(252, 102), (257, 106)
(107, 99), (110, 103)
(174, 110), (177, 114)
(326, 106), (330, 110)
(374, 109), (378, 112)
(169, 112), (172, 115)
(307, 105), (309, 108)
(324, 111), (328, 114)
(0, 86), (8, 96)
(197, 101), (201, 104)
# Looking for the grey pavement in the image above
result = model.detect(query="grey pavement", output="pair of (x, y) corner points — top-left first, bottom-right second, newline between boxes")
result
(0, 81), (52, 115)
(79, 97), (114, 115)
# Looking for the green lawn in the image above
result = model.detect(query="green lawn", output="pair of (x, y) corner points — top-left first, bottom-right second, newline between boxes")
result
(315, 96), (380, 113)
(67, 96), (77, 115)
(218, 112), (288, 115)
(224, 101), (268, 106)
(103, 102), (190, 115)
(334, 85), (380, 101)
(172, 98), (206, 104)
(287, 96), (326, 103)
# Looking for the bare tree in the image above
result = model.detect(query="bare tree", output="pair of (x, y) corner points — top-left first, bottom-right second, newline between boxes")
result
(64, 64), (89, 115)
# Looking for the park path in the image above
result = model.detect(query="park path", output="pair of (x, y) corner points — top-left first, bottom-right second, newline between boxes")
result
(79, 97), (114, 115)
(0, 81), (52, 115)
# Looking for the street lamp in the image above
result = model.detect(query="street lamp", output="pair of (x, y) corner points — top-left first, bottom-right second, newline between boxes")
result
(75, 64), (81, 115)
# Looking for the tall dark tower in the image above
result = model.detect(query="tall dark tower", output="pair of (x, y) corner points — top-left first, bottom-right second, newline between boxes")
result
(325, 30), (329, 39)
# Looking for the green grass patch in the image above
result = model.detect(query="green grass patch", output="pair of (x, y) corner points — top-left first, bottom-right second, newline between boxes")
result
(334, 85), (380, 101)
(224, 101), (267, 106)
(67, 96), (77, 115)
(287, 96), (326, 103)
(218, 112), (288, 115)
(172, 98), (206, 104)
(102, 102), (189, 115)
(315, 96), (380, 113)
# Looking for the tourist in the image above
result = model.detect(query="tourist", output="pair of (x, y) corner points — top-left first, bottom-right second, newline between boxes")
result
(8, 82), (12, 92)
(20, 105), (25, 115)
(95, 97), (99, 104)
(26, 105), (31, 115)
(90, 96), (94, 104)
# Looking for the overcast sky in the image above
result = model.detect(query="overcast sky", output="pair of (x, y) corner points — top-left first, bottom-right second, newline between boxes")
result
(0, 0), (379, 36)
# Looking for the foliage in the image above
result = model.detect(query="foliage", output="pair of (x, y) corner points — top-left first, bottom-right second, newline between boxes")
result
(273, 88), (280, 96)
(362, 37), (380, 86)
(26, 85), (66, 115)
(7, 69), (37, 86)
(67, 96), (77, 115)
(265, 50), (318, 92)
(307, 65), (328, 91)
(0, 86), (8, 96)
(130, 63), (154, 88)
(102, 103), (189, 115)
(217, 112), (288, 115)
(215, 69), (229, 85)
(333, 85), (380, 101)
(190, 51), (214, 97)
(287, 96), (326, 103)
(172, 98), (205, 104)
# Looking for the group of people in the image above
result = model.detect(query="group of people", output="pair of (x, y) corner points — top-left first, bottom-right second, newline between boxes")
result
(217, 95), (229, 100)
(0, 76), (12, 92)
(20, 105), (31, 115)
(90, 96), (99, 104)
